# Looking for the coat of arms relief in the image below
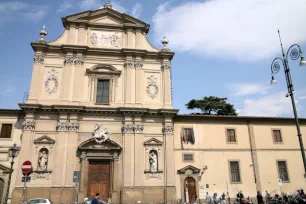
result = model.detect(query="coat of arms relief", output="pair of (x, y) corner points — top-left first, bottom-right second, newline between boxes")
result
(90, 31), (121, 48)
(92, 124), (112, 144)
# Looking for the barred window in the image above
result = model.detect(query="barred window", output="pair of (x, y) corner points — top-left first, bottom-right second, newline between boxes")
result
(273, 130), (282, 143)
(227, 129), (236, 143)
(230, 161), (241, 182)
(277, 161), (289, 181)
(96, 80), (109, 104)
(183, 154), (193, 162)
(0, 124), (12, 138)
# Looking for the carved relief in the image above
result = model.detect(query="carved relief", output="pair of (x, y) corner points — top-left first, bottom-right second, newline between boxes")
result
(146, 75), (159, 99)
(64, 56), (74, 64)
(124, 60), (134, 68)
(56, 122), (79, 132)
(90, 31), (121, 48)
(163, 125), (174, 134)
(45, 69), (59, 94)
(121, 124), (144, 133)
(74, 56), (84, 65)
(22, 121), (35, 130)
(134, 61), (143, 69)
(161, 62), (171, 70)
(92, 124), (111, 144)
(33, 53), (44, 64)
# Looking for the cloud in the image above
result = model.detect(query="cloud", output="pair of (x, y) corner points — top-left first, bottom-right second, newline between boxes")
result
(0, 84), (15, 96)
(79, 0), (101, 10)
(0, 2), (47, 23)
(298, 96), (306, 100)
(152, 0), (306, 62)
(238, 91), (295, 117)
(229, 83), (270, 96)
(112, 1), (127, 13)
(57, 1), (74, 13)
(131, 3), (143, 18)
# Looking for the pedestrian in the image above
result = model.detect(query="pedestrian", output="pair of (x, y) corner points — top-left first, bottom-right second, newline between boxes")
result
(206, 192), (212, 204)
(213, 193), (219, 204)
(92, 193), (100, 204)
(257, 191), (263, 204)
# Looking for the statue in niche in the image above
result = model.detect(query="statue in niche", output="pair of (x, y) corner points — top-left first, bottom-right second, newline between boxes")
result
(149, 150), (158, 172)
(38, 149), (48, 171)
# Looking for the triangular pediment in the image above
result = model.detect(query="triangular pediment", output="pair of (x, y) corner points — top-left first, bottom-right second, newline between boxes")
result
(63, 8), (147, 27)
(0, 164), (11, 174)
(86, 64), (121, 75)
(144, 138), (163, 145)
(177, 165), (200, 174)
(79, 138), (122, 150)
(34, 135), (55, 144)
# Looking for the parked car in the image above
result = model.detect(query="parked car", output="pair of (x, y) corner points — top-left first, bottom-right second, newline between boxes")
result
(26, 198), (53, 204)
(83, 199), (109, 204)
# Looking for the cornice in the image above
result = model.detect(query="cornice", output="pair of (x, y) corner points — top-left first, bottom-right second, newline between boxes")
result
(30, 43), (175, 60)
(18, 104), (178, 116)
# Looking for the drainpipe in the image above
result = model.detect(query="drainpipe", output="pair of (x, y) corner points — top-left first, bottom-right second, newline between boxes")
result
(247, 118), (257, 183)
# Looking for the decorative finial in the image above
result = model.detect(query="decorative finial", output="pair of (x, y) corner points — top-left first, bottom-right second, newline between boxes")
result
(37, 25), (48, 43)
(161, 36), (170, 52)
(104, 1), (112, 9)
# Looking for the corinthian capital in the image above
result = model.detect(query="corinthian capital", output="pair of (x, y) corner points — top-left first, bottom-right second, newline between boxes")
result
(33, 53), (44, 64)
(124, 60), (134, 68)
(161, 62), (171, 70)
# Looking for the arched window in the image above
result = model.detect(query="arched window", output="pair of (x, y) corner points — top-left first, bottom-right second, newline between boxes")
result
(38, 148), (49, 171)
(149, 149), (158, 171)
(0, 178), (4, 202)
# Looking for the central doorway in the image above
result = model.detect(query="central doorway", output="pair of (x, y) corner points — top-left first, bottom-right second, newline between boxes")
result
(88, 161), (111, 200)
(184, 177), (197, 203)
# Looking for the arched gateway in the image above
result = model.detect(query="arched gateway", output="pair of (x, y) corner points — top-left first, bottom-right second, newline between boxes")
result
(78, 138), (122, 200)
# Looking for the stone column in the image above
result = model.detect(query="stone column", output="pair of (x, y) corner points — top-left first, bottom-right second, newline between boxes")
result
(134, 115), (144, 186)
(122, 116), (134, 186)
(135, 59), (143, 105)
(29, 52), (44, 101)
(61, 53), (74, 101)
(161, 60), (172, 108)
(124, 59), (135, 104)
(72, 53), (84, 102)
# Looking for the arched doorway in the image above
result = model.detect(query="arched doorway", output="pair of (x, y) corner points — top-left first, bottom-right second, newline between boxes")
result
(184, 177), (196, 203)
(0, 178), (4, 202)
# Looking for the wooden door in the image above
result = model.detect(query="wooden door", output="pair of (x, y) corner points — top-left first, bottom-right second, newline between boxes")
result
(184, 177), (197, 203)
(88, 161), (111, 200)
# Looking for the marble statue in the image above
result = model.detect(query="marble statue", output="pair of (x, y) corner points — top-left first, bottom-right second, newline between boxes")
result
(38, 150), (48, 171)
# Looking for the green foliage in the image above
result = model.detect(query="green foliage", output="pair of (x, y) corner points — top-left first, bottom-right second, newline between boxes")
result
(185, 96), (237, 116)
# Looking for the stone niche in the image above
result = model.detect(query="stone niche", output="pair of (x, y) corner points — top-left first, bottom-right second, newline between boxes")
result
(144, 138), (163, 179)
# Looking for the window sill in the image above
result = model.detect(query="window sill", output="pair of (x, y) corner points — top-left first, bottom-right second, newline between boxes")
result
(144, 170), (163, 174)
(273, 142), (284, 144)
(0, 138), (13, 140)
(95, 103), (110, 105)
(227, 142), (237, 144)
(230, 181), (242, 184)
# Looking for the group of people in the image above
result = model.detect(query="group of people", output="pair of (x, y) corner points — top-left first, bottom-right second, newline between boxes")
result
(205, 189), (305, 204)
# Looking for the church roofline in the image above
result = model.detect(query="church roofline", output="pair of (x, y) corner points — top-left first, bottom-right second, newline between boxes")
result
(61, 7), (150, 34)
(30, 43), (175, 60)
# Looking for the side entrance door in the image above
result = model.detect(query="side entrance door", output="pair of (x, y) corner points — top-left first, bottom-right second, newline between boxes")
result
(184, 177), (197, 203)
(88, 161), (111, 200)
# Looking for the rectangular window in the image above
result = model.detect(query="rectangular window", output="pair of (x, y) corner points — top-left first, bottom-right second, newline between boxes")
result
(0, 124), (12, 138)
(182, 128), (195, 144)
(227, 129), (236, 143)
(277, 161), (289, 181)
(273, 130), (282, 143)
(230, 161), (241, 183)
(183, 153), (193, 162)
(96, 80), (110, 104)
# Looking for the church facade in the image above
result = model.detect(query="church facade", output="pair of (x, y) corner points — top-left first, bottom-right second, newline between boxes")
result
(0, 3), (305, 204)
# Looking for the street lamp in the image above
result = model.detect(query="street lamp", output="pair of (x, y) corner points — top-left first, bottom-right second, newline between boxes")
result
(270, 30), (306, 178)
(4, 143), (20, 204)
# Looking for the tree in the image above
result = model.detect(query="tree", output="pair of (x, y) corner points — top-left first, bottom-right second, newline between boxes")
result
(185, 96), (237, 116)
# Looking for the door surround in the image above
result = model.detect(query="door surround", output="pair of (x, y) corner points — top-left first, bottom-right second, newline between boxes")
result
(78, 138), (122, 199)
(177, 165), (200, 203)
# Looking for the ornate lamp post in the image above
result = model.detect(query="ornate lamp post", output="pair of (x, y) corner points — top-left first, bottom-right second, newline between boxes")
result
(270, 30), (306, 178)
(4, 143), (20, 204)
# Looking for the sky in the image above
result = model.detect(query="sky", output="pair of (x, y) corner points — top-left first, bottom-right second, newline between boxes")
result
(0, 0), (306, 117)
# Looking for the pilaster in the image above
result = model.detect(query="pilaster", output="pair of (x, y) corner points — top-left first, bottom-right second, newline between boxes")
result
(72, 53), (84, 102)
(124, 59), (135, 104)
(127, 29), (135, 49)
(61, 53), (74, 101)
(161, 59), (172, 108)
(135, 58), (143, 105)
(29, 52), (44, 101)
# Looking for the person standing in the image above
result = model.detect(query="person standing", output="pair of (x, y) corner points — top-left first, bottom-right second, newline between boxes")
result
(92, 193), (100, 204)
(257, 191), (263, 204)
(237, 191), (244, 204)
(206, 192), (212, 204)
